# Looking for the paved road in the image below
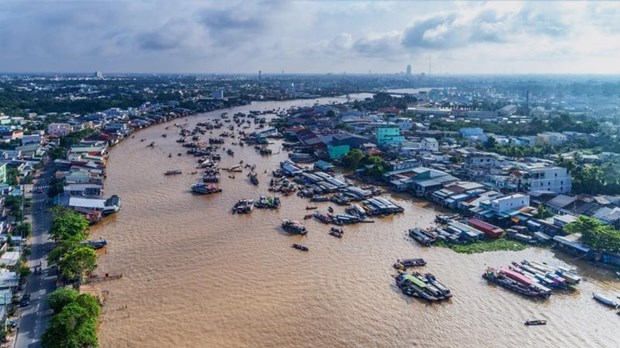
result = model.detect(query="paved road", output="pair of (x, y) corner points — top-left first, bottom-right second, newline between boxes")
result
(15, 165), (56, 348)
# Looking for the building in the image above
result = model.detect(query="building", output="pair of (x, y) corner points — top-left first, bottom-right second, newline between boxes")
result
(459, 128), (484, 137)
(406, 64), (412, 76)
(0, 162), (6, 184)
(376, 124), (404, 147)
(489, 194), (530, 214)
(47, 123), (74, 136)
(212, 89), (224, 100)
(421, 138), (438, 152)
(385, 166), (458, 196)
(519, 166), (572, 194)
(327, 145), (349, 160)
(538, 132), (567, 146)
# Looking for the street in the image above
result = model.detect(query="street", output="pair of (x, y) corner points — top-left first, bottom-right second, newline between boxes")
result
(15, 165), (56, 348)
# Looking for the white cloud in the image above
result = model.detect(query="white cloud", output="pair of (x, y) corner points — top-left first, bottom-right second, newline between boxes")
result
(0, 0), (618, 73)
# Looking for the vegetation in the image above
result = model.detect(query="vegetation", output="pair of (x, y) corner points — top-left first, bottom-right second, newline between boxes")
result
(47, 207), (96, 281)
(340, 149), (391, 178)
(42, 289), (101, 348)
(14, 223), (32, 238)
(49, 207), (90, 241)
(7, 167), (21, 186)
(435, 237), (530, 254)
(58, 245), (97, 280)
(556, 156), (620, 195)
(565, 216), (620, 253)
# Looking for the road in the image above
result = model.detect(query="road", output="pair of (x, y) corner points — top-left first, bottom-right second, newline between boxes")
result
(15, 164), (56, 348)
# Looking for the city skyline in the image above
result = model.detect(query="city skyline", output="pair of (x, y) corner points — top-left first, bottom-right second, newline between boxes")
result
(1, 1), (619, 74)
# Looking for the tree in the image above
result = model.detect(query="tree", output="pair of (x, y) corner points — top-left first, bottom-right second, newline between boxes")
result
(76, 294), (101, 318)
(14, 223), (32, 238)
(7, 167), (20, 186)
(59, 245), (97, 280)
(48, 288), (79, 314)
(565, 216), (620, 253)
(484, 136), (497, 150)
(50, 210), (89, 242)
(341, 149), (364, 170)
(42, 303), (98, 348)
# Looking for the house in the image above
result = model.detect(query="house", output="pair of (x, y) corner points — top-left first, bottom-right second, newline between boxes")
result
(47, 123), (74, 136)
(489, 194), (530, 214)
(376, 124), (404, 147)
(517, 165), (572, 194)
(385, 166), (458, 196)
(63, 184), (103, 197)
(421, 138), (438, 152)
(314, 160), (334, 172)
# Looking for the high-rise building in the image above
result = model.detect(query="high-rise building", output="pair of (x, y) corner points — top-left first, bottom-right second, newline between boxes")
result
(212, 89), (224, 100)
(406, 64), (412, 76)
(94, 71), (104, 79)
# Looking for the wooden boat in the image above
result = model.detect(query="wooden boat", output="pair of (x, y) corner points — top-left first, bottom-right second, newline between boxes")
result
(592, 293), (619, 308)
(525, 320), (547, 326)
(303, 214), (313, 220)
(394, 258), (426, 269)
(164, 169), (182, 175)
(305, 206), (318, 210)
(292, 244), (309, 251)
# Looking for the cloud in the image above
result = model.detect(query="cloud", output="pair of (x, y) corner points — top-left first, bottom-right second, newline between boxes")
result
(353, 32), (402, 57)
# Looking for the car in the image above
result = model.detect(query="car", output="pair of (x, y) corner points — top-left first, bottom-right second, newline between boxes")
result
(19, 294), (31, 307)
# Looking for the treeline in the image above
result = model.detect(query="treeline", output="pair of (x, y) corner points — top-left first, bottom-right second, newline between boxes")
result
(429, 113), (600, 137)
(565, 216), (620, 253)
(556, 156), (620, 195)
(42, 288), (101, 348)
(43, 207), (101, 347)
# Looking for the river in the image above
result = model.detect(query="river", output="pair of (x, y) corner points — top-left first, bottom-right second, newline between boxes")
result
(93, 96), (619, 348)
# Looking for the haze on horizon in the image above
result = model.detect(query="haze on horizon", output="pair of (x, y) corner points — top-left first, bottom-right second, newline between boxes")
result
(1, 0), (619, 75)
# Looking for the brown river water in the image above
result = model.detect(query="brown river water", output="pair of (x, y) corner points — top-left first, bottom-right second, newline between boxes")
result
(93, 96), (619, 348)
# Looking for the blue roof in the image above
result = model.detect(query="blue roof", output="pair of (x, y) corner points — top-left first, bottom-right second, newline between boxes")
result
(553, 236), (591, 253)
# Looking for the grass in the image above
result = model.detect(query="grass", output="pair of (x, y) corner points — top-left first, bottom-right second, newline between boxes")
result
(435, 236), (531, 254)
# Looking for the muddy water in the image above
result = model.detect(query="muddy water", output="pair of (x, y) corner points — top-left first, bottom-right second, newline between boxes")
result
(94, 97), (619, 348)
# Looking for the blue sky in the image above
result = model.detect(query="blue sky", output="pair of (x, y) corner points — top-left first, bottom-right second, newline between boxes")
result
(1, 0), (619, 74)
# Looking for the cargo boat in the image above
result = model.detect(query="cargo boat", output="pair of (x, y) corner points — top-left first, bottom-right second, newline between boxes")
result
(482, 268), (551, 299)
(592, 293), (619, 308)
(282, 220), (308, 235)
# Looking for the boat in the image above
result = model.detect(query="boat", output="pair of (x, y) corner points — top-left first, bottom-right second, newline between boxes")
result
(282, 220), (308, 235)
(81, 239), (108, 249)
(191, 183), (222, 195)
(328, 230), (343, 238)
(164, 169), (182, 175)
(303, 214), (313, 220)
(232, 199), (254, 214)
(292, 243), (309, 251)
(482, 268), (551, 299)
(525, 320), (547, 326)
(394, 258), (426, 269)
(408, 228), (434, 246)
(328, 206), (334, 213)
(305, 206), (318, 210)
(248, 173), (259, 185)
(592, 293), (619, 308)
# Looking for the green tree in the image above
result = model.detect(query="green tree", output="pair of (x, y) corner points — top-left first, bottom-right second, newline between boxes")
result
(42, 303), (98, 348)
(48, 288), (79, 314)
(76, 294), (102, 318)
(50, 210), (89, 241)
(565, 216), (620, 252)
(14, 223), (32, 238)
(59, 245), (97, 280)
(341, 149), (364, 170)
(7, 167), (20, 186)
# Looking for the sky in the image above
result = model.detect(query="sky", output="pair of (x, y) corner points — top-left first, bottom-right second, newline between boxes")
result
(1, 0), (620, 74)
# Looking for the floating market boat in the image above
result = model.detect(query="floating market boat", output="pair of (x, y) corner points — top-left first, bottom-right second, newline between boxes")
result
(305, 206), (317, 210)
(232, 199), (254, 214)
(282, 220), (308, 235)
(393, 258), (426, 269)
(522, 260), (581, 284)
(164, 169), (182, 175)
(408, 228), (435, 246)
(328, 227), (343, 238)
(191, 183), (222, 195)
(482, 268), (551, 299)
(292, 244), (309, 251)
(525, 320), (547, 326)
(592, 293), (619, 308)
(248, 172), (259, 185)
(395, 272), (451, 302)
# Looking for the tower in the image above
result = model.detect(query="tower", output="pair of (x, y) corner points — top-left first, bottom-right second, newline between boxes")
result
(258, 70), (262, 80)
(406, 64), (412, 76)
